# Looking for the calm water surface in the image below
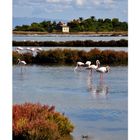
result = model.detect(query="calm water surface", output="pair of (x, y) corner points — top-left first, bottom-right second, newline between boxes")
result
(13, 34), (128, 41)
(13, 46), (128, 52)
(13, 66), (128, 140)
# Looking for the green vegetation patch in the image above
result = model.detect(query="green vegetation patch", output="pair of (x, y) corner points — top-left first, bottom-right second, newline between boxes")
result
(13, 16), (128, 32)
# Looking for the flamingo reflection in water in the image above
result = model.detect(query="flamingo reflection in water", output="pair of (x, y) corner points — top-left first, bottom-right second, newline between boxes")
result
(86, 70), (108, 99)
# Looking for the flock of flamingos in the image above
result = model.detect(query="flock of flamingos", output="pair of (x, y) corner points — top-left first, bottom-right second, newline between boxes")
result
(15, 46), (110, 80)
(74, 60), (110, 80)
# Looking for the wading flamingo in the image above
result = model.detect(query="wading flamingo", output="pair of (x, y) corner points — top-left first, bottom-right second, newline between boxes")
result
(26, 47), (31, 51)
(36, 47), (43, 51)
(85, 61), (91, 66)
(96, 66), (110, 80)
(86, 60), (100, 71)
(17, 59), (26, 65)
(17, 59), (27, 73)
(74, 61), (85, 71)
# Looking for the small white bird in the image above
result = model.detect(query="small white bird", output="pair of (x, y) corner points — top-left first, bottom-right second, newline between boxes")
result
(26, 47), (31, 51)
(74, 61), (85, 71)
(16, 47), (24, 51)
(36, 47), (43, 51)
(30, 48), (36, 52)
(96, 66), (110, 80)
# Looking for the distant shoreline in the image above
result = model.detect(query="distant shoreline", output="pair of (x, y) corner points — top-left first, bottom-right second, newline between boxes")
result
(13, 31), (128, 36)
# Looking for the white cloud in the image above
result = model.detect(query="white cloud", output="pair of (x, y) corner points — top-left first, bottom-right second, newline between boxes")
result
(47, 0), (62, 3)
(46, 0), (72, 4)
(75, 0), (85, 6)
(13, 0), (118, 9)
(92, 0), (101, 6)
(90, 0), (115, 6)
(104, 0), (114, 4)
(13, 0), (127, 21)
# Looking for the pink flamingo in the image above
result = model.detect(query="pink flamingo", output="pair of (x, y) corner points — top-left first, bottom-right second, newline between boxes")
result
(96, 66), (110, 80)
(74, 61), (85, 71)
(17, 59), (27, 73)
(86, 60), (100, 71)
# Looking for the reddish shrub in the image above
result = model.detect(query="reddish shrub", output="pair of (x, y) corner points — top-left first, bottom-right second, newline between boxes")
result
(13, 103), (74, 140)
(13, 51), (22, 64)
(13, 48), (128, 65)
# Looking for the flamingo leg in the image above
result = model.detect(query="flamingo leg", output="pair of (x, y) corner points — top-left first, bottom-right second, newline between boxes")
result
(100, 73), (103, 81)
(100, 74), (102, 80)
(24, 66), (26, 73)
(89, 69), (92, 77)
(21, 66), (23, 73)
(74, 66), (77, 71)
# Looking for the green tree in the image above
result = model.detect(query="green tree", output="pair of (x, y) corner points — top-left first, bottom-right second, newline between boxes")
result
(13, 16), (128, 32)
(90, 16), (96, 21)
(79, 17), (83, 22)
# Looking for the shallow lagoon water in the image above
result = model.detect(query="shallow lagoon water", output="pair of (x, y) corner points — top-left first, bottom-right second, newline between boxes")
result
(13, 46), (128, 52)
(13, 66), (128, 140)
(13, 34), (128, 42)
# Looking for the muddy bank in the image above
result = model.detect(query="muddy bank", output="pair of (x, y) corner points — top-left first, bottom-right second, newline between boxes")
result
(13, 31), (128, 36)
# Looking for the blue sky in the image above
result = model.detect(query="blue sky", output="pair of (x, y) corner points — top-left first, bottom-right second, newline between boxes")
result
(13, 0), (128, 22)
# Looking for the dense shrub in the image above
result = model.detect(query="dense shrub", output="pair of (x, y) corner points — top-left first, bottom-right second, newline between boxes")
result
(13, 51), (21, 64)
(13, 103), (74, 140)
(13, 48), (128, 65)
(13, 39), (128, 47)
(63, 49), (80, 64)
(87, 48), (102, 62)
(13, 51), (34, 64)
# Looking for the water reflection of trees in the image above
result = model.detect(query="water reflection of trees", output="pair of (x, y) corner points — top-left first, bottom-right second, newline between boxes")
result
(87, 70), (109, 99)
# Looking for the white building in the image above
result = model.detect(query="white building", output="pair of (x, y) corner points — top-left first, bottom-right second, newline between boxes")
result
(62, 26), (69, 33)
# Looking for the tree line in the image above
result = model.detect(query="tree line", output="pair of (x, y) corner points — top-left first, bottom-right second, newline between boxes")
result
(13, 16), (128, 32)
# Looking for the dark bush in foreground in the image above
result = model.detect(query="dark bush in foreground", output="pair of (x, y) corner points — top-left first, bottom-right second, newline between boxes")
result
(13, 103), (74, 140)
(13, 48), (128, 65)
(13, 39), (128, 47)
